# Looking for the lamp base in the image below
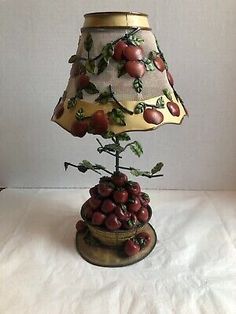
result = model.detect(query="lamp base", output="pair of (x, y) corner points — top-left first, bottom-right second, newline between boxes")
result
(76, 223), (157, 267)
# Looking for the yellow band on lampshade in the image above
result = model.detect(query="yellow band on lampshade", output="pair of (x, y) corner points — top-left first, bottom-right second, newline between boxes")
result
(82, 12), (150, 30)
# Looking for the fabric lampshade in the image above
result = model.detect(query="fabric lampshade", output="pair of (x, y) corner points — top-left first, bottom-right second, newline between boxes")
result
(51, 11), (187, 136)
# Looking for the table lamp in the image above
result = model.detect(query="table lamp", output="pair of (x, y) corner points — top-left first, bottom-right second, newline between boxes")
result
(51, 11), (187, 267)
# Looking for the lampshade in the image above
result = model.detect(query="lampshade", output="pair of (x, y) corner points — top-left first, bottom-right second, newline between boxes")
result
(51, 12), (187, 136)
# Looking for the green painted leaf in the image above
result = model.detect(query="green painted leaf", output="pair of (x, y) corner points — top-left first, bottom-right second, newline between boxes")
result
(75, 108), (84, 120)
(163, 88), (173, 101)
(102, 43), (114, 62)
(127, 34), (144, 46)
(143, 58), (155, 71)
(130, 141), (143, 157)
(102, 131), (115, 139)
(97, 57), (108, 75)
(68, 55), (78, 63)
(133, 78), (143, 93)
(117, 61), (126, 78)
(116, 133), (131, 141)
(82, 160), (93, 169)
(67, 97), (77, 109)
(151, 162), (164, 174)
(134, 102), (146, 114)
(110, 108), (126, 126)
(84, 82), (99, 94)
(130, 168), (141, 177)
(85, 59), (96, 74)
(95, 90), (112, 104)
(84, 33), (93, 52)
(156, 97), (165, 109)
(148, 50), (158, 60)
(102, 144), (124, 153)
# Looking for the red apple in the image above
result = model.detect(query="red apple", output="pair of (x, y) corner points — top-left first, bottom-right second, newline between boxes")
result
(105, 214), (122, 231)
(98, 181), (114, 197)
(123, 46), (144, 61)
(113, 40), (128, 61)
(111, 172), (128, 187)
(143, 108), (164, 125)
(88, 197), (102, 210)
(71, 120), (89, 137)
(122, 214), (138, 229)
(136, 207), (149, 223)
(76, 74), (90, 90)
(125, 61), (145, 78)
(124, 239), (140, 256)
(114, 205), (131, 222)
(167, 102), (180, 117)
(139, 192), (150, 206)
(54, 103), (64, 119)
(89, 185), (99, 198)
(136, 232), (151, 247)
(154, 56), (165, 72)
(75, 220), (87, 233)
(126, 181), (141, 196)
(91, 211), (106, 226)
(113, 188), (129, 204)
(90, 110), (109, 135)
(101, 199), (116, 214)
(127, 196), (141, 213)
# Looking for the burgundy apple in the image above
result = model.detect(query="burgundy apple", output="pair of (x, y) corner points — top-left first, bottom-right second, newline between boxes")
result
(113, 188), (129, 204)
(98, 181), (114, 197)
(126, 181), (141, 196)
(136, 232), (151, 247)
(167, 102), (180, 117)
(125, 61), (145, 78)
(113, 40), (128, 61)
(111, 172), (128, 187)
(143, 108), (164, 125)
(105, 214), (122, 231)
(101, 199), (116, 214)
(124, 239), (140, 256)
(123, 46), (144, 61)
(136, 207), (149, 223)
(139, 192), (150, 206)
(75, 220), (87, 233)
(88, 197), (102, 210)
(114, 205), (131, 222)
(91, 211), (106, 226)
(127, 196), (141, 213)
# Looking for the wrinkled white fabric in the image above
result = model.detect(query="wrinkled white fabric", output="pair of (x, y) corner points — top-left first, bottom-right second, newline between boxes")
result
(0, 189), (236, 314)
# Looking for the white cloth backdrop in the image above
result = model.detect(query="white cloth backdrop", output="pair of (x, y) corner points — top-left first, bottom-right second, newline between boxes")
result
(0, 0), (236, 189)
(0, 189), (236, 314)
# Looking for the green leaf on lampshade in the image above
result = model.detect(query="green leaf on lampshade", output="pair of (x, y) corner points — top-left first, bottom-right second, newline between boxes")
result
(143, 58), (155, 71)
(134, 102), (146, 114)
(84, 33), (93, 52)
(133, 78), (143, 93)
(97, 57), (108, 75)
(117, 61), (126, 78)
(156, 97), (165, 108)
(85, 59), (96, 74)
(84, 82), (99, 94)
(116, 133), (131, 141)
(127, 35), (144, 46)
(102, 43), (114, 62)
(130, 141), (143, 157)
(151, 162), (164, 174)
(75, 108), (84, 120)
(109, 108), (126, 126)
(148, 50), (158, 60)
(163, 88), (173, 101)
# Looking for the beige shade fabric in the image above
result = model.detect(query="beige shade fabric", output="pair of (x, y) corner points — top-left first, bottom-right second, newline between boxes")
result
(51, 12), (187, 136)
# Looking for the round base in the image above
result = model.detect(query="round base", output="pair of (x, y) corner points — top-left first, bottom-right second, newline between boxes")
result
(75, 223), (157, 267)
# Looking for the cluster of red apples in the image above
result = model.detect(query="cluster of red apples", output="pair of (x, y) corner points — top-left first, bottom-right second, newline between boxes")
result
(76, 172), (152, 256)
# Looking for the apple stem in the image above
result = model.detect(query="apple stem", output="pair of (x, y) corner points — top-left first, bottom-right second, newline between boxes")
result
(115, 136), (120, 173)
